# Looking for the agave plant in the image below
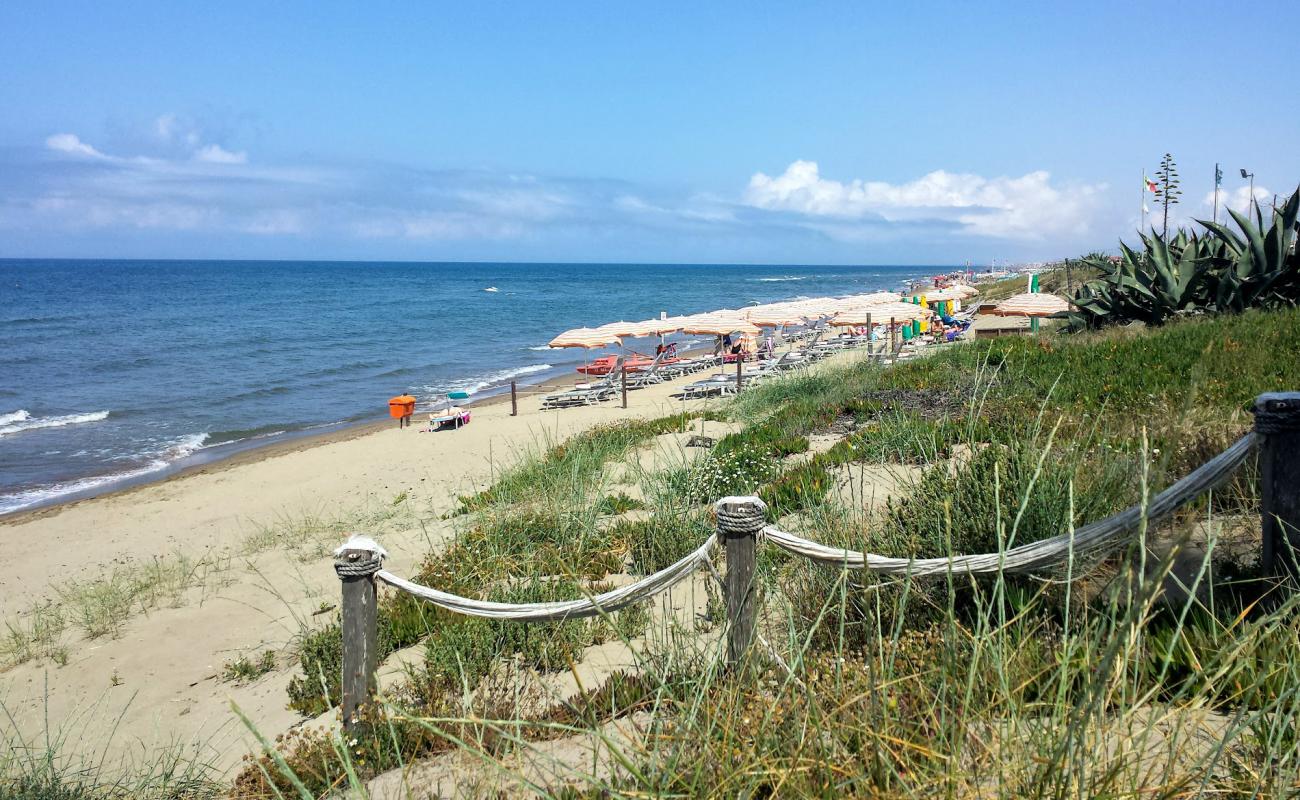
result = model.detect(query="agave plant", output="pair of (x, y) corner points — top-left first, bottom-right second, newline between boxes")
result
(1060, 187), (1299, 331)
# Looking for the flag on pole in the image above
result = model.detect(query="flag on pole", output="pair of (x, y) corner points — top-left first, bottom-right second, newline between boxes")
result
(1144, 175), (1158, 193)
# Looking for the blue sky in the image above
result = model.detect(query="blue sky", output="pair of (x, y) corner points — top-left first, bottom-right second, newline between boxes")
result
(2, 1), (1297, 264)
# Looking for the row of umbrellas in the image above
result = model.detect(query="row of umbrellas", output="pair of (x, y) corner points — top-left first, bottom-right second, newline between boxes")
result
(548, 288), (967, 349)
(548, 283), (1071, 349)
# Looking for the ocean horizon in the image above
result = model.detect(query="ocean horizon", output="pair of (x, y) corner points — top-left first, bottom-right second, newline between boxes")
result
(0, 259), (948, 515)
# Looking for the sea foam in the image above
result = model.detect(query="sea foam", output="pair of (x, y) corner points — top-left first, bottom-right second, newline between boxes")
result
(0, 409), (110, 437)
(0, 431), (209, 515)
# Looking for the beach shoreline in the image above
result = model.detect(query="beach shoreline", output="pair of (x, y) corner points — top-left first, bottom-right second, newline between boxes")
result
(0, 338), (739, 524)
(0, 368), (583, 525)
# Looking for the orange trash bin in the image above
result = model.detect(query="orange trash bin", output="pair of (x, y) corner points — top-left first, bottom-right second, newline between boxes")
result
(388, 394), (416, 419)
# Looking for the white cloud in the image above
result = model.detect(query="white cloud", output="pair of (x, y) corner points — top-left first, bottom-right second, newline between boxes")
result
(744, 160), (1104, 239)
(194, 144), (247, 164)
(154, 113), (202, 147)
(13, 124), (1121, 258)
(45, 133), (108, 159)
(1202, 185), (1273, 218)
(154, 113), (177, 141)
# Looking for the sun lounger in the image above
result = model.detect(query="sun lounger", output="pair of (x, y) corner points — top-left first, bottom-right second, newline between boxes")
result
(426, 391), (472, 429)
(676, 350), (803, 399)
(624, 351), (671, 389)
(541, 357), (624, 409)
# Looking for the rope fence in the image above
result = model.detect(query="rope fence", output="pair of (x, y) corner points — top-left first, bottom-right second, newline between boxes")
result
(332, 391), (1300, 729)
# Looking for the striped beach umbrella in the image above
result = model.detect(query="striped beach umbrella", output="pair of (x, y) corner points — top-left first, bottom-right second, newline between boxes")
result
(913, 288), (966, 302)
(832, 301), (933, 326)
(548, 327), (624, 348)
(681, 313), (762, 336)
(990, 293), (1072, 318)
(636, 317), (688, 335)
(594, 320), (660, 338)
(745, 306), (809, 327)
(847, 291), (905, 305)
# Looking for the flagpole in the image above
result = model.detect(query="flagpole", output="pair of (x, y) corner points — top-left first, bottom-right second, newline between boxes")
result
(1141, 169), (1146, 232)
(1213, 163), (1220, 225)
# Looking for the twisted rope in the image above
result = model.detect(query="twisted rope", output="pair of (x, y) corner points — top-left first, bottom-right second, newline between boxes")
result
(1252, 393), (1300, 435)
(334, 535), (388, 578)
(375, 535), (717, 621)
(715, 496), (767, 538)
(342, 431), (1257, 613)
(335, 557), (384, 578)
(764, 432), (1256, 576)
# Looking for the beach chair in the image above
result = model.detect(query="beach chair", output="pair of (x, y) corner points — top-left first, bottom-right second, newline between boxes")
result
(541, 357), (624, 409)
(426, 391), (472, 430)
(624, 351), (670, 389)
(678, 375), (741, 399)
(660, 353), (717, 379)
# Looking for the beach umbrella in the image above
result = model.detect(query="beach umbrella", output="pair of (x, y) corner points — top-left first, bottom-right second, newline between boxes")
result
(548, 327), (624, 348)
(944, 283), (980, 298)
(681, 313), (762, 336)
(912, 288), (962, 302)
(990, 293), (1072, 318)
(637, 317), (687, 335)
(847, 291), (905, 305)
(833, 301), (934, 326)
(746, 307), (808, 327)
(594, 320), (659, 338)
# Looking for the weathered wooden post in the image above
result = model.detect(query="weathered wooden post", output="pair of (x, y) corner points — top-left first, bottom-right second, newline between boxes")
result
(333, 536), (385, 732)
(889, 317), (897, 364)
(735, 356), (743, 393)
(510, 381), (518, 416)
(1253, 392), (1300, 582)
(716, 496), (765, 668)
(621, 363), (628, 409)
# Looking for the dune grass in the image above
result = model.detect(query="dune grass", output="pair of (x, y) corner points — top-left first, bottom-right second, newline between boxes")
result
(1, 692), (222, 800)
(2, 552), (238, 672)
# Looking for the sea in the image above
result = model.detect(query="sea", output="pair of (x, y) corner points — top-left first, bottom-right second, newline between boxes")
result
(0, 260), (940, 515)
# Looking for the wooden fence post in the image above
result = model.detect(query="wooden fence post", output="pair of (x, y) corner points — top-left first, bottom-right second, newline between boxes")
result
(510, 381), (518, 416)
(1253, 392), (1300, 583)
(334, 537), (385, 732)
(621, 364), (628, 408)
(735, 356), (743, 393)
(716, 496), (765, 668)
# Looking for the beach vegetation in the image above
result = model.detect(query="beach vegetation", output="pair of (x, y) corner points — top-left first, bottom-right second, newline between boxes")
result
(593, 491), (645, 515)
(614, 509), (713, 573)
(238, 304), (1300, 796)
(1062, 187), (1299, 331)
(1, 692), (221, 800)
(244, 494), (424, 563)
(1, 602), (67, 669)
(1152, 152), (1183, 237)
(222, 650), (278, 684)
(664, 443), (778, 504)
(0, 552), (235, 672)
(453, 413), (695, 514)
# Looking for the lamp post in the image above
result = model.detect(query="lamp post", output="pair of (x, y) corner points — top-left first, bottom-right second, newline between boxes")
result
(1241, 168), (1255, 211)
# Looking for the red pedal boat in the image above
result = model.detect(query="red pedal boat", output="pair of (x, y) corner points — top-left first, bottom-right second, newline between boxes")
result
(576, 354), (677, 375)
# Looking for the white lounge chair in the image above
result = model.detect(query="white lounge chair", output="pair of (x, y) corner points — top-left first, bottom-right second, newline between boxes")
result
(541, 357), (624, 409)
